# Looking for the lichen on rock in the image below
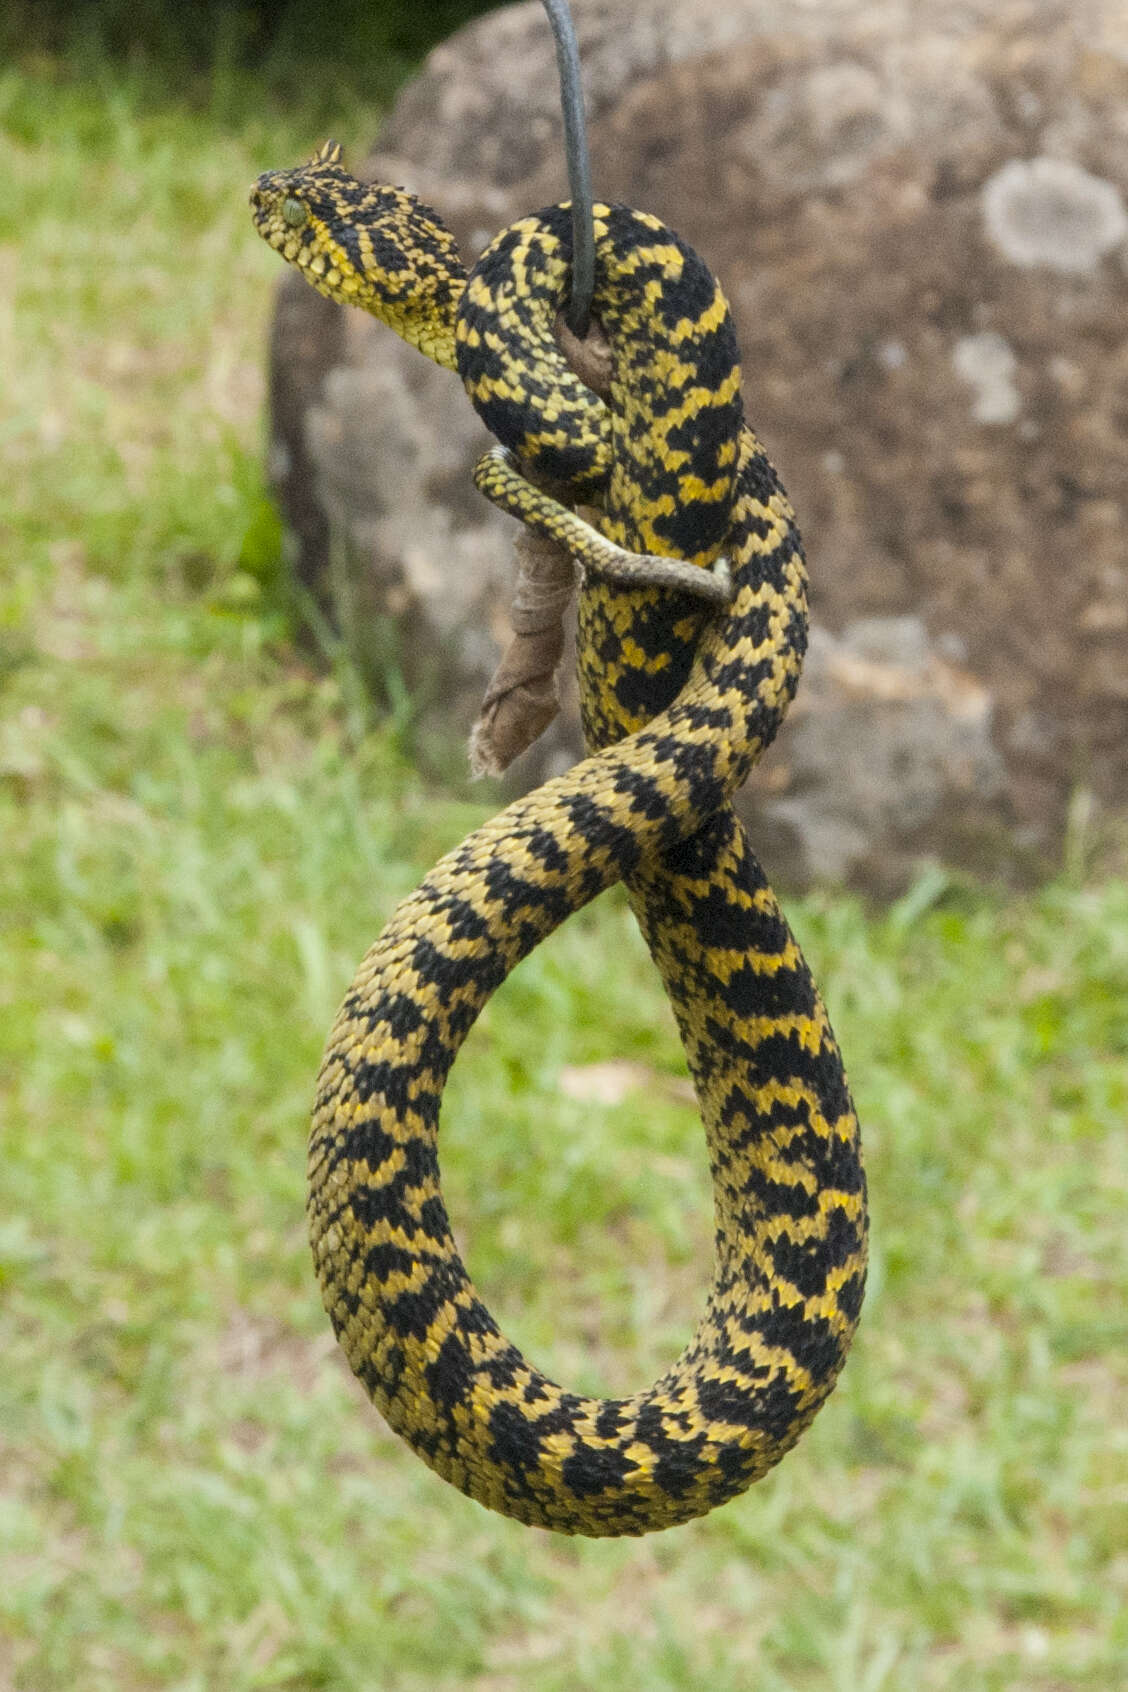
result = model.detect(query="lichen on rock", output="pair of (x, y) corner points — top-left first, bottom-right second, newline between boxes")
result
(981, 155), (1128, 274)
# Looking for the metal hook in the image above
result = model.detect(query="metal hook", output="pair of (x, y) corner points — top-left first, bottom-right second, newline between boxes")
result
(540, 0), (595, 335)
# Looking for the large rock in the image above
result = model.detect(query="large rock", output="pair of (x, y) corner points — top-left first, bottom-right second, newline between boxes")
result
(267, 0), (1128, 889)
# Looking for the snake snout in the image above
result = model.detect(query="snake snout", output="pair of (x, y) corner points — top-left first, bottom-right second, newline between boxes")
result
(248, 182), (272, 228)
(248, 179), (290, 250)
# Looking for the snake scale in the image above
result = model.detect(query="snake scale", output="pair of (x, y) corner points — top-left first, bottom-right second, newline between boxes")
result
(251, 141), (866, 1537)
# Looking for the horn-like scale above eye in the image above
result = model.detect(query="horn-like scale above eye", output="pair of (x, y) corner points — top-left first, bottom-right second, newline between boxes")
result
(282, 196), (307, 228)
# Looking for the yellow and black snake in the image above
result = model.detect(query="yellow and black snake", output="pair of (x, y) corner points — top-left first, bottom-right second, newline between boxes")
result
(251, 141), (866, 1537)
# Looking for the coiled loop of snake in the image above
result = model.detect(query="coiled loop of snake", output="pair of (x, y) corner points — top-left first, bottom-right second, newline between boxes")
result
(252, 145), (866, 1536)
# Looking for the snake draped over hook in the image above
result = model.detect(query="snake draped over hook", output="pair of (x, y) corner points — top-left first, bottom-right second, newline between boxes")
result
(251, 140), (866, 1537)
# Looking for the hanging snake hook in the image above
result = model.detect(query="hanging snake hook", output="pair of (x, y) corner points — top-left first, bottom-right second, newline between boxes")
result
(540, 0), (595, 335)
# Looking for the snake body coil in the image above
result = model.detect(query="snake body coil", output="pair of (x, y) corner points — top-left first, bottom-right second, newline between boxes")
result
(252, 143), (866, 1537)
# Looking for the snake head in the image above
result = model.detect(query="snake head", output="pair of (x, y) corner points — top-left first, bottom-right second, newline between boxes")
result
(249, 140), (466, 369)
(249, 138), (343, 254)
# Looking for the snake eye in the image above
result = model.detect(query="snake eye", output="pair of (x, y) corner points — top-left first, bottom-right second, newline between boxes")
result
(282, 196), (307, 228)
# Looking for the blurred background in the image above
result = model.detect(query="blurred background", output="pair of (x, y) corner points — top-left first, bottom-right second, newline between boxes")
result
(1, 2), (1125, 1689)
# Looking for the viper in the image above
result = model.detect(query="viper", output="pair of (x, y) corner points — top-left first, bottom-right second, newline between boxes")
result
(250, 141), (866, 1537)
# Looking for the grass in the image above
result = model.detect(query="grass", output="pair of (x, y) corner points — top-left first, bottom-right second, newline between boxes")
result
(1, 50), (1127, 1692)
(0, 3), (505, 117)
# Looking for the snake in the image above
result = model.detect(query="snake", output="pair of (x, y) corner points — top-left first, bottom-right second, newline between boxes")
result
(250, 140), (866, 1537)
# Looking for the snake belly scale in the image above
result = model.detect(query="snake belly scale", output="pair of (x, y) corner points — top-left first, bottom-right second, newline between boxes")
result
(251, 142), (866, 1537)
